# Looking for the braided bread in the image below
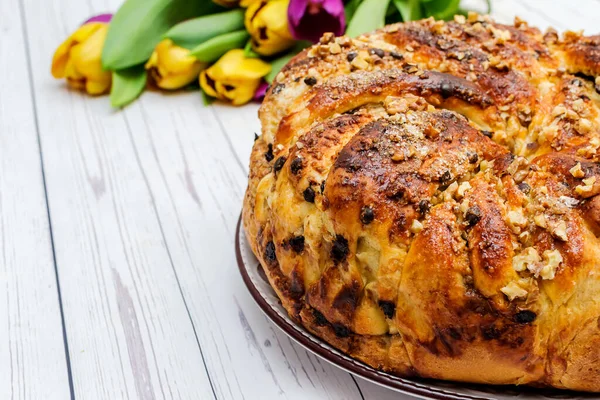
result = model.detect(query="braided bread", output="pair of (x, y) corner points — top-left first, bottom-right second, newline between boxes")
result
(242, 14), (600, 391)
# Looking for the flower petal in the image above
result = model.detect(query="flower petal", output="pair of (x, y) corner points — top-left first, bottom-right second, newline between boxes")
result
(156, 67), (201, 90)
(85, 76), (112, 95)
(71, 24), (110, 81)
(260, 0), (294, 40)
(51, 23), (103, 78)
(287, 0), (309, 26)
(287, 0), (345, 42)
(84, 13), (113, 24)
(200, 71), (220, 98)
(322, 0), (345, 18)
(253, 80), (269, 102)
(155, 40), (197, 74)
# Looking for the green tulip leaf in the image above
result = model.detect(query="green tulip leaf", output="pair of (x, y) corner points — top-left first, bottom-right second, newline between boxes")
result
(102, 0), (221, 70)
(110, 66), (147, 108)
(393, 0), (422, 21)
(344, 0), (363, 22)
(200, 87), (215, 106)
(190, 30), (249, 63)
(243, 40), (261, 59)
(421, 0), (461, 20)
(346, 0), (392, 37)
(265, 53), (294, 84)
(164, 9), (245, 50)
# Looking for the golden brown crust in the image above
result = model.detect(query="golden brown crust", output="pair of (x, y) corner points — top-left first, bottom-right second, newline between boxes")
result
(243, 14), (600, 391)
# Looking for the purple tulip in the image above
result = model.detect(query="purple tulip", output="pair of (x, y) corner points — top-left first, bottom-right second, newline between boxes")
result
(253, 81), (269, 103)
(287, 0), (346, 43)
(83, 13), (113, 25)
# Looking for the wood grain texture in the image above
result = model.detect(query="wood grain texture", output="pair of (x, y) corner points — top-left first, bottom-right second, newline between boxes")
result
(19, 0), (214, 398)
(121, 90), (377, 399)
(463, 0), (599, 32)
(0, 0), (71, 399)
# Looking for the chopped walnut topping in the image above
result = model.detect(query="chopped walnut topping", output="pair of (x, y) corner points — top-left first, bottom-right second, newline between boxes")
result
(507, 209), (528, 231)
(513, 247), (541, 272)
(534, 214), (547, 228)
(575, 176), (597, 197)
(454, 15), (466, 24)
(319, 32), (335, 44)
(572, 98), (585, 112)
(540, 249), (563, 280)
(351, 50), (371, 70)
(444, 181), (459, 201)
(490, 26), (511, 44)
(514, 16), (528, 28)
(550, 220), (568, 241)
(552, 105), (566, 117)
(519, 231), (530, 244)
(577, 146), (596, 157)
(391, 152), (404, 162)
(457, 182), (472, 198)
(501, 281), (528, 300)
(578, 119), (592, 134)
(565, 109), (579, 120)
(569, 162), (585, 178)
(329, 42), (342, 54)
(410, 219), (423, 234)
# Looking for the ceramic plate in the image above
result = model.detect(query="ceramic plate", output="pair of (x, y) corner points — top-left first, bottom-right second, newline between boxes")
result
(235, 216), (592, 400)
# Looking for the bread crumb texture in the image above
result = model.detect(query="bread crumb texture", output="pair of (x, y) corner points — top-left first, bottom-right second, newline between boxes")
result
(242, 14), (600, 391)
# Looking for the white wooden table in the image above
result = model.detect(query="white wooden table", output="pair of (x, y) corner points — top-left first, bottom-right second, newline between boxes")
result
(1, 0), (598, 398)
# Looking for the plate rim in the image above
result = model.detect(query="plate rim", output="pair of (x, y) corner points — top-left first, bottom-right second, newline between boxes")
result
(235, 215), (501, 400)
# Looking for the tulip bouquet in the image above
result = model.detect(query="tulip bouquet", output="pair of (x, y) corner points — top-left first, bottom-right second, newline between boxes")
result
(51, 0), (489, 107)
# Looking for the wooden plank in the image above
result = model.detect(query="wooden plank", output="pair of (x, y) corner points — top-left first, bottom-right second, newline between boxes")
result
(122, 90), (371, 399)
(483, 0), (599, 32)
(0, 1), (71, 399)
(19, 1), (215, 398)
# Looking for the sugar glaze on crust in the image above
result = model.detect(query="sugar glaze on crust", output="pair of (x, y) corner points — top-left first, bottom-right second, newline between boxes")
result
(242, 14), (600, 391)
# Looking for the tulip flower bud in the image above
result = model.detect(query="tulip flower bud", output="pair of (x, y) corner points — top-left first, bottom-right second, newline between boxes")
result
(200, 49), (271, 105)
(145, 39), (206, 90)
(245, 0), (295, 56)
(51, 14), (113, 95)
(240, 0), (260, 6)
(288, 0), (345, 43)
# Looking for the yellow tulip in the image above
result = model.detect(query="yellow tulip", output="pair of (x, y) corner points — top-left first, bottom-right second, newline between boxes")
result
(200, 49), (271, 106)
(51, 22), (111, 95)
(245, 0), (295, 56)
(145, 39), (206, 90)
(240, 0), (260, 6)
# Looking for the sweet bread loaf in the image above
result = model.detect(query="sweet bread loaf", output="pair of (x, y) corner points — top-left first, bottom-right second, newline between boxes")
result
(242, 14), (600, 391)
